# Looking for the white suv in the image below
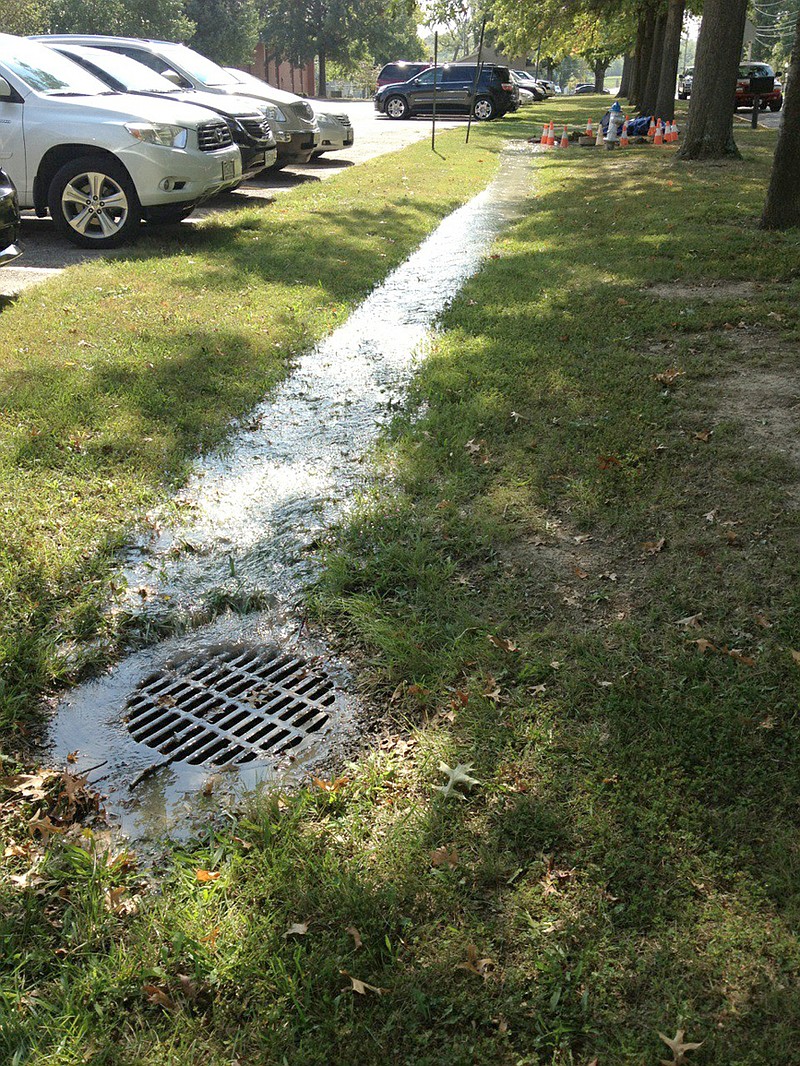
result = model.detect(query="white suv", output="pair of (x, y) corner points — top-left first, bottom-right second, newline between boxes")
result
(0, 34), (242, 247)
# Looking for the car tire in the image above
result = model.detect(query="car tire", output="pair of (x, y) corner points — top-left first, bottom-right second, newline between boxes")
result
(385, 95), (409, 120)
(769, 100), (782, 112)
(678, 92), (688, 99)
(473, 96), (496, 120)
(48, 155), (141, 249)
(146, 204), (195, 225)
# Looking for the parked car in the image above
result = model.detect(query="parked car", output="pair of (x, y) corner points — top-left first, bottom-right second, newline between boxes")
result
(537, 79), (560, 95)
(224, 68), (354, 158)
(573, 83), (608, 95)
(678, 67), (693, 99)
(0, 165), (21, 266)
(375, 63), (517, 121)
(736, 62), (783, 111)
(0, 33), (242, 246)
(42, 43), (277, 179)
(32, 36), (321, 167)
(510, 71), (545, 101)
(376, 61), (430, 90)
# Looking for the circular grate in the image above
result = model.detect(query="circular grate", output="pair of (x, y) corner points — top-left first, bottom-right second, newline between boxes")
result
(123, 643), (335, 768)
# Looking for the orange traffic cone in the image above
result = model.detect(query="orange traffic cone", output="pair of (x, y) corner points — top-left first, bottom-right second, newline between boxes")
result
(586, 117), (593, 137)
(671, 120), (679, 143)
(654, 119), (663, 146)
(547, 121), (555, 147)
(595, 122), (604, 147)
(620, 118), (629, 147)
(560, 125), (569, 148)
(647, 116), (656, 139)
(540, 123), (548, 145)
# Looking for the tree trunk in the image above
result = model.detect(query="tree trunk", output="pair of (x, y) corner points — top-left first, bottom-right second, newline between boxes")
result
(677, 0), (748, 159)
(632, 6), (656, 108)
(318, 47), (326, 96)
(655, 0), (685, 120)
(641, 10), (666, 114)
(594, 57), (608, 92)
(761, 7), (800, 227)
(619, 52), (633, 98)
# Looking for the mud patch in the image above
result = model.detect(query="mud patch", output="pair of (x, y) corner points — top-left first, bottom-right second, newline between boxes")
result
(715, 366), (800, 468)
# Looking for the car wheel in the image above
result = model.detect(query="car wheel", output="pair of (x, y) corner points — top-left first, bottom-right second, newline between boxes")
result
(678, 92), (688, 99)
(146, 204), (194, 225)
(385, 95), (409, 119)
(769, 100), (782, 112)
(473, 96), (496, 121)
(48, 155), (141, 248)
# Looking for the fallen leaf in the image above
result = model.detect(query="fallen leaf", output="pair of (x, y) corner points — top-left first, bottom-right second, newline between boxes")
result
(573, 566), (590, 579)
(654, 367), (685, 386)
(196, 870), (220, 883)
(199, 925), (220, 947)
(755, 613), (772, 629)
(487, 634), (518, 653)
(703, 509), (718, 523)
(597, 455), (621, 470)
(693, 638), (718, 654)
(693, 430), (712, 442)
(530, 683), (547, 696)
(434, 762), (480, 800)
(341, 971), (386, 995)
(642, 537), (666, 555)
(283, 922), (309, 938)
(28, 814), (64, 844)
(311, 776), (349, 792)
(177, 974), (199, 1000)
(345, 925), (363, 950)
(430, 846), (459, 869)
(456, 944), (496, 979)
(143, 984), (176, 1011)
(66, 751), (78, 764)
(674, 613), (703, 629)
(758, 716), (775, 730)
(791, 649), (800, 665)
(482, 678), (504, 704)
(727, 648), (756, 667)
(658, 1028), (703, 1065)
(0, 772), (54, 801)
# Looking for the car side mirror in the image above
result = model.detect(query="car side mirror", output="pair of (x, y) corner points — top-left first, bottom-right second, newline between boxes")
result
(0, 77), (13, 99)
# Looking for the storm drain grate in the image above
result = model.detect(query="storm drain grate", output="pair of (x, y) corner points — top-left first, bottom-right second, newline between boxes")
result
(123, 643), (335, 767)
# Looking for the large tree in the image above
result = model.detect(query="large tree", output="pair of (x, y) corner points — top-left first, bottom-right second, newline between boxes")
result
(0, 0), (49, 33)
(46, 0), (193, 38)
(676, 0), (748, 159)
(653, 0), (683, 119)
(187, 0), (260, 64)
(761, 4), (800, 228)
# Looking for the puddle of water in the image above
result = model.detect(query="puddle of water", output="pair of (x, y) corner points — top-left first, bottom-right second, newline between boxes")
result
(50, 145), (535, 839)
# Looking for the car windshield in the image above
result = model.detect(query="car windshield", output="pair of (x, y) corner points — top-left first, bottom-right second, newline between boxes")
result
(157, 43), (241, 87)
(739, 64), (772, 77)
(3, 37), (109, 94)
(63, 46), (178, 93)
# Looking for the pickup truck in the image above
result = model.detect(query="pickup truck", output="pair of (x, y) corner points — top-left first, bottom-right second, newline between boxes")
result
(0, 34), (243, 247)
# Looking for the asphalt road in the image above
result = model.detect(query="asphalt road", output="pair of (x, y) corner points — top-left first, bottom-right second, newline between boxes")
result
(0, 101), (464, 297)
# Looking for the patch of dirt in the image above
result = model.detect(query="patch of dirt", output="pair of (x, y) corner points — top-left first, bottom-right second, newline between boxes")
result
(715, 365), (800, 468)
(645, 281), (783, 302)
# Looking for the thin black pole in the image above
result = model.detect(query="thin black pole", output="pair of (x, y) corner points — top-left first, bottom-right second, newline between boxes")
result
(431, 31), (438, 151)
(466, 16), (487, 144)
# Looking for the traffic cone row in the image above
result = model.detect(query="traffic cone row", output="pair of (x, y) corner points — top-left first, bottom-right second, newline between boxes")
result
(537, 115), (679, 152)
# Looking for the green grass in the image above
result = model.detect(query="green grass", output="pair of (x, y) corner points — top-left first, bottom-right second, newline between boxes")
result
(3, 104), (800, 1065)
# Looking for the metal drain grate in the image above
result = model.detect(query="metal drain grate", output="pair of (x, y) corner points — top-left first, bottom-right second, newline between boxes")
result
(123, 643), (335, 767)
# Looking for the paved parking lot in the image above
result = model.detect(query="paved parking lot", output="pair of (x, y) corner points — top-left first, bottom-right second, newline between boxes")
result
(0, 102), (464, 296)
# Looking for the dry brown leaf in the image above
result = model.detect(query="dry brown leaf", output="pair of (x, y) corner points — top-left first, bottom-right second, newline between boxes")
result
(530, 683), (547, 696)
(177, 974), (199, 1000)
(654, 367), (685, 386)
(758, 716), (775, 730)
(693, 430), (712, 442)
(456, 944), (496, 980)
(28, 814), (64, 844)
(66, 751), (78, 764)
(727, 648), (756, 667)
(487, 634), (518, 653)
(341, 971), (386, 995)
(573, 566), (590, 579)
(482, 678), (504, 704)
(693, 638), (718, 654)
(0, 772), (54, 801)
(283, 921), (309, 938)
(642, 537), (666, 556)
(143, 984), (176, 1011)
(658, 1028), (703, 1065)
(674, 613), (703, 629)
(200, 925), (220, 947)
(790, 649), (800, 665)
(345, 926), (363, 950)
(597, 455), (621, 470)
(195, 869), (220, 883)
(430, 846), (459, 869)
(311, 776), (349, 792)
(754, 613), (772, 628)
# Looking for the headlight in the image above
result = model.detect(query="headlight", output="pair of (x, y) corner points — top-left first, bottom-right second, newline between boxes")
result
(265, 104), (287, 122)
(125, 123), (188, 149)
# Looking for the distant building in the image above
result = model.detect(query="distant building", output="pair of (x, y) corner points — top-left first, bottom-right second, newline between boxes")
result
(460, 45), (537, 74)
(245, 42), (316, 95)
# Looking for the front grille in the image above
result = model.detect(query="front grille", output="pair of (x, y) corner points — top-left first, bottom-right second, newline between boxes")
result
(289, 101), (315, 122)
(198, 121), (234, 151)
(124, 643), (336, 768)
(236, 115), (273, 145)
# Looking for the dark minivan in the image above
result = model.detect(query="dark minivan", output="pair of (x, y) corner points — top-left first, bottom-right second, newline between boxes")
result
(375, 63), (517, 121)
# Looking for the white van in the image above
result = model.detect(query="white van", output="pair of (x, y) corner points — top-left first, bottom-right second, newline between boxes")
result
(0, 34), (243, 247)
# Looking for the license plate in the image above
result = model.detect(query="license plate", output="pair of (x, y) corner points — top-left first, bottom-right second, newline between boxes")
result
(222, 159), (235, 180)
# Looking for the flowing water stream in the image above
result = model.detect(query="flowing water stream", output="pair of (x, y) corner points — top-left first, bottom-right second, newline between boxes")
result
(49, 144), (536, 839)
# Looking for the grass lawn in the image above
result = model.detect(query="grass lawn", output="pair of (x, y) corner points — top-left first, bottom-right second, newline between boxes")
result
(3, 102), (800, 1065)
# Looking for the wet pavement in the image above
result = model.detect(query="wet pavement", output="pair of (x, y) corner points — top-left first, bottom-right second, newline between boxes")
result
(50, 143), (537, 839)
(0, 102), (464, 297)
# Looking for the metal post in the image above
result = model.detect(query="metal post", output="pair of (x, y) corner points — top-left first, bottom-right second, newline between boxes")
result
(466, 16), (487, 144)
(431, 32), (438, 151)
(751, 95), (760, 128)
